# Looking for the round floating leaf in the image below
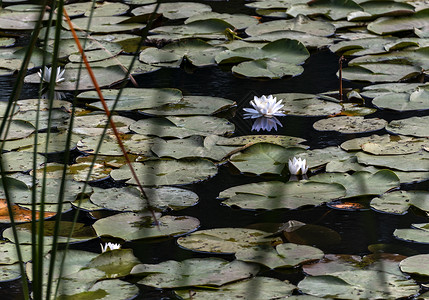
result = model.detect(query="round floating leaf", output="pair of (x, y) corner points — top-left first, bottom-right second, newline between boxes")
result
(341, 134), (389, 151)
(245, 30), (332, 49)
(63, 16), (145, 33)
(368, 9), (429, 34)
(1, 151), (45, 172)
(361, 136), (428, 155)
(0, 264), (21, 282)
(216, 135), (307, 148)
(313, 116), (387, 134)
(176, 228), (278, 254)
(356, 151), (429, 171)
(386, 116), (429, 137)
(0, 199), (55, 223)
(81, 87), (183, 111)
(186, 12), (258, 29)
(0, 120), (35, 141)
(219, 181), (346, 210)
(394, 223), (429, 244)
(326, 156), (379, 173)
(298, 269), (419, 299)
(245, 15), (335, 37)
(400, 254), (429, 276)
(134, 258), (258, 288)
(64, 1), (130, 17)
(229, 143), (305, 175)
(341, 63), (421, 82)
(90, 186), (198, 212)
(310, 170), (400, 198)
(93, 213), (200, 241)
(25, 66), (127, 91)
(110, 159), (218, 186)
(371, 190), (429, 215)
(3, 221), (97, 244)
(83, 54), (160, 74)
(282, 221), (341, 248)
(299, 146), (354, 168)
(86, 249), (140, 278)
(174, 277), (296, 300)
(361, 82), (429, 98)
(274, 93), (342, 116)
(62, 279), (139, 300)
(0, 242), (49, 264)
(287, 0), (363, 20)
(141, 95), (235, 116)
(13, 109), (70, 131)
(0, 10), (44, 30)
(151, 136), (237, 161)
(235, 243), (323, 269)
(132, 2), (212, 19)
(232, 59), (304, 79)
(130, 116), (234, 138)
(373, 88), (429, 111)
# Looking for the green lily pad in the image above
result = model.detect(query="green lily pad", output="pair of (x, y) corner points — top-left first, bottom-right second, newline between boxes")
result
(24, 66), (127, 91)
(219, 181), (346, 210)
(0, 120), (35, 140)
(340, 134), (390, 151)
(186, 12), (258, 29)
(287, 0), (363, 20)
(299, 146), (354, 168)
(326, 156), (379, 173)
(63, 16), (145, 33)
(151, 136), (237, 161)
(373, 88), (429, 111)
(12, 109), (70, 130)
(273, 93), (342, 116)
(141, 95), (235, 116)
(92, 213), (200, 241)
(86, 249), (140, 278)
(245, 15), (336, 37)
(59, 114), (134, 136)
(0, 10), (45, 30)
(133, 258), (259, 288)
(341, 64), (421, 82)
(232, 58), (304, 79)
(3, 221), (97, 244)
(215, 135), (307, 148)
(64, 1), (130, 17)
(0, 264), (21, 282)
(399, 254), (429, 276)
(386, 116), (429, 137)
(132, 2), (212, 19)
(245, 30), (332, 49)
(176, 228), (279, 254)
(368, 9), (429, 35)
(110, 159), (218, 186)
(90, 186), (198, 212)
(298, 269), (419, 299)
(1, 151), (45, 172)
(309, 170), (400, 198)
(371, 190), (429, 215)
(362, 136), (429, 155)
(130, 116), (234, 138)
(0, 242), (49, 264)
(357, 151), (429, 171)
(236, 243), (323, 269)
(174, 277), (296, 300)
(361, 82), (429, 98)
(313, 116), (387, 134)
(229, 143), (305, 175)
(150, 19), (233, 39)
(394, 223), (429, 244)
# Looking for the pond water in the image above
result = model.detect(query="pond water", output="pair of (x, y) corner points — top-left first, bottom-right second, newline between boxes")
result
(1, 0), (429, 299)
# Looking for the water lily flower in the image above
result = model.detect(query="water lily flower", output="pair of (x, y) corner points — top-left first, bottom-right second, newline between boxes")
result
(38, 66), (65, 84)
(243, 95), (285, 119)
(100, 242), (121, 253)
(251, 116), (282, 132)
(288, 157), (308, 175)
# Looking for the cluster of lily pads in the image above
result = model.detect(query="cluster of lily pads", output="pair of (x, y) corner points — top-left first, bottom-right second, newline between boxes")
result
(0, 0), (429, 298)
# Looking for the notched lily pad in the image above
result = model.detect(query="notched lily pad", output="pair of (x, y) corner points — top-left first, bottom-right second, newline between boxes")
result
(313, 116), (387, 134)
(371, 190), (429, 215)
(386, 116), (429, 137)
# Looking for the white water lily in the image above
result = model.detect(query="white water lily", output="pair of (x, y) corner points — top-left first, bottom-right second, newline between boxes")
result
(100, 242), (121, 252)
(288, 157), (308, 175)
(243, 95), (285, 119)
(252, 116), (282, 132)
(37, 66), (65, 84)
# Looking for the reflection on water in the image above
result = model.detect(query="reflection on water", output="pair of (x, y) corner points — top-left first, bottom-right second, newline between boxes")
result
(251, 116), (282, 132)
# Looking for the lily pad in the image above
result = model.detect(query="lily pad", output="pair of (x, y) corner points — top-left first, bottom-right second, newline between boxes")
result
(186, 12), (258, 29)
(3, 221), (97, 244)
(309, 170), (400, 198)
(64, 1), (130, 17)
(215, 135), (307, 148)
(399, 254), (429, 276)
(92, 212), (200, 241)
(133, 258), (259, 288)
(219, 181), (346, 210)
(298, 270), (419, 299)
(235, 243), (324, 269)
(177, 228), (279, 254)
(357, 151), (429, 171)
(129, 116), (234, 138)
(341, 63), (421, 82)
(59, 114), (134, 136)
(90, 186), (198, 212)
(313, 116), (387, 134)
(299, 146), (354, 169)
(362, 136), (429, 155)
(1, 151), (45, 172)
(63, 16), (145, 33)
(368, 9), (429, 35)
(371, 190), (429, 215)
(110, 159), (218, 186)
(287, 0), (363, 21)
(394, 223), (429, 244)
(274, 93), (342, 116)
(232, 59), (304, 79)
(229, 143), (305, 175)
(373, 88), (429, 111)
(132, 2), (212, 19)
(174, 277), (296, 300)
(386, 116), (429, 137)
(0, 120), (35, 141)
